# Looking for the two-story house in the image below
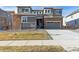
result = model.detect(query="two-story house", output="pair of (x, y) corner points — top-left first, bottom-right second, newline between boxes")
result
(12, 6), (63, 30)
(66, 9), (79, 29)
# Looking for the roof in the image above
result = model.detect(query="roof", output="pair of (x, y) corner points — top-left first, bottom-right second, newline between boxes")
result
(32, 10), (43, 11)
(17, 6), (31, 8)
(7, 11), (14, 13)
(66, 9), (79, 17)
(15, 13), (36, 16)
(0, 8), (8, 14)
(44, 7), (62, 10)
(16, 6), (62, 10)
(0, 8), (12, 17)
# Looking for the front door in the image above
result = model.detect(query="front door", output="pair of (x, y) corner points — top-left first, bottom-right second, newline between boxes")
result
(36, 19), (44, 29)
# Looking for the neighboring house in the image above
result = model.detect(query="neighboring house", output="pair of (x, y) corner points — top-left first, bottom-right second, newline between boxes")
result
(66, 9), (79, 29)
(12, 6), (63, 30)
(0, 9), (12, 30)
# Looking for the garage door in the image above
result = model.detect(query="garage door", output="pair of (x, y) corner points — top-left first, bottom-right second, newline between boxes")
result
(46, 22), (61, 29)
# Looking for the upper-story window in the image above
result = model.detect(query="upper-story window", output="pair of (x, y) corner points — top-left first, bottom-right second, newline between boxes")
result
(53, 9), (62, 16)
(40, 12), (42, 14)
(32, 11), (42, 14)
(22, 9), (24, 12)
(75, 20), (77, 24)
(25, 9), (29, 12)
(48, 10), (50, 13)
(37, 11), (42, 14)
(33, 12), (36, 14)
(45, 10), (47, 13)
(22, 8), (30, 13)
(18, 7), (31, 13)
(32, 11), (37, 14)
(44, 9), (51, 14)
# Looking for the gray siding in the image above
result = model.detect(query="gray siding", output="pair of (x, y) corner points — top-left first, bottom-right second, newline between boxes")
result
(67, 18), (79, 28)
(21, 16), (36, 29)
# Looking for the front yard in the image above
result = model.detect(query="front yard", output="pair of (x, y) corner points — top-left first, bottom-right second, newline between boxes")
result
(0, 30), (50, 40)
(0, 30), (66, 52)
(0, 45), (64, 52)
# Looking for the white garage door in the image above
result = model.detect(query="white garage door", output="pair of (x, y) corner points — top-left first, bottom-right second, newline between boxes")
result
(46, 22), (61, 29)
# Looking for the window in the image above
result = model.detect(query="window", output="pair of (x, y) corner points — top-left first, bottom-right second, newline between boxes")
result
(25, 9), (29, 12)
(75, 20), (77, 24)
(21, 16), (28, 23)
(22, 9), (25, 12)
(33, 11), (37, 14)
(45, 10), (47, 13)
(51, 10), (53, 13)
(48, 10), (50, 13)
(18, 8), (22, 13)
(37, 11), (42, 14)
(44, 9), (51, 14)
(20, 8), (30, 13)
(54, 10), (62, 15)
(40, 12), (42, 14)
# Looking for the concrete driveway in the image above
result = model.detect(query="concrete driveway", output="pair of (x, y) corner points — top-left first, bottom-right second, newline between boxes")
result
(46, 30), (79, 52)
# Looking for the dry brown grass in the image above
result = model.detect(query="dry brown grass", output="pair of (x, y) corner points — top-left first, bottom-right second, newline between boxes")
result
(0, 31), (49, 40)
(0, 45), (64, 52)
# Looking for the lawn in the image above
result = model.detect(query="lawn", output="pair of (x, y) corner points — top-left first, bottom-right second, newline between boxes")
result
(0, 45), (64, 52)
(0, 30), (50, 40)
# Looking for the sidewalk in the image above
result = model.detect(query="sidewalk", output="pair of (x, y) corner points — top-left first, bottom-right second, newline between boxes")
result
(0, 40), (59, 46)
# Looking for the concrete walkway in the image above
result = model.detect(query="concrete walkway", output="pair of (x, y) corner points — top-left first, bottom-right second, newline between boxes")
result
(46, 30), (79, 52)
(0, 40), (59, 46)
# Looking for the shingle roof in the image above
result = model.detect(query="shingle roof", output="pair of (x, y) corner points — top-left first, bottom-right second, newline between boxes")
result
(17, 6), (31, 8)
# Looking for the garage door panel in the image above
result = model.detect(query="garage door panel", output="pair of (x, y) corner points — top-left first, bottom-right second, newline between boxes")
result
(46, 22), (60, 29)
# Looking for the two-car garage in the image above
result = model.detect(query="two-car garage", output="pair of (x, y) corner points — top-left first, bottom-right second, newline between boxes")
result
(44, 16), (62, 29)
(46, 21), (61, 29)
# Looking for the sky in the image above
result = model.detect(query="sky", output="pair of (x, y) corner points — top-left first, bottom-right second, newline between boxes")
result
(0, 6), (79, 17)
